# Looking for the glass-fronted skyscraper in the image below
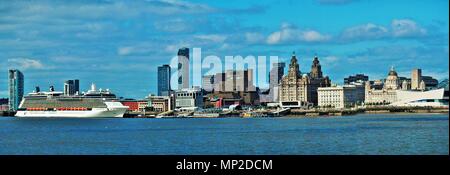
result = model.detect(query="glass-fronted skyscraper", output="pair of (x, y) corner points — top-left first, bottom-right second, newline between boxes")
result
(8, 69), (24, 111)
(158, 64), (171, 96)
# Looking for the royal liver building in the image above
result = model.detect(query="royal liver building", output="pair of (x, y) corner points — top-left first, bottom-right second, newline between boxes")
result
(279, 52), (331, 106)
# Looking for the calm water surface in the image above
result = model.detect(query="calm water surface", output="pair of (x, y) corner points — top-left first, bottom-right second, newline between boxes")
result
(0, 114), (448, 155)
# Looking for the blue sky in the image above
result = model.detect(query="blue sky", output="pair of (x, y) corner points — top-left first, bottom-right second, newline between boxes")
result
(1, 0), (448, 99)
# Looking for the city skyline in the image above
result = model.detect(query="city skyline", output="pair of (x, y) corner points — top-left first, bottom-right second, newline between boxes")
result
(1, 0), (449, 98)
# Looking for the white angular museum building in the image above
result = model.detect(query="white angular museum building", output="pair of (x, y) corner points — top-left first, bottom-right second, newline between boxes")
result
(390, 88), (448, 107)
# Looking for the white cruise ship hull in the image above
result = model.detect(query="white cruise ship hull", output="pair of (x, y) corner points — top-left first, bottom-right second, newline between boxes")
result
(15, 107), (128, 118)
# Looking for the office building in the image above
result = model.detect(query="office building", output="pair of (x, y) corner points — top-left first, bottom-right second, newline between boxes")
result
(269, 63), (285, 88)
(202, 75), (215, 93)
(344, 74), (369, 85)
(318, 84), (365, 109)
(213, 69), (256, 93)
(8, 69), (24, 111)
(421, 76), (438, 90)
(224, 69), (255, 92)
(147, 95), (173, 112)
(411, 68), (422, 90)
(269, 63), (285, 102)
(175, 87), (203, 110)
(214, 72), (226, 92)
(209, 69), (259, 106)
(158, 64), (171, 96)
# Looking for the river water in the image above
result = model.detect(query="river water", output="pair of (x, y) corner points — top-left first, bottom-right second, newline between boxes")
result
(0, 113), (448, 155)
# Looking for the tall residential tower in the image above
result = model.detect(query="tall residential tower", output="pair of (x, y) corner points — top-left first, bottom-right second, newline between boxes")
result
(8, 69), (24, 111)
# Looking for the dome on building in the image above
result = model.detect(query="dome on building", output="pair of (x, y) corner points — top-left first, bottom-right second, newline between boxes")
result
(384, 66), (400, 90)
(388, 66), (398, 76)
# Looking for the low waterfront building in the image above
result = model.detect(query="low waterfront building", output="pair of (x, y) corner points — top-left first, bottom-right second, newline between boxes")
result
(120, 95), (174, 113)
(0, 98), (8, 111)
(120, 99), (147, 112)
(146, 95), (172, 112)
(205, 91), (260, 108)
(391, 88), (448, 107)
(205, 92), (243, 108)
(318, 84), (365, 109)
(206, 69), (260, 106)
(175, 87), (203, 111)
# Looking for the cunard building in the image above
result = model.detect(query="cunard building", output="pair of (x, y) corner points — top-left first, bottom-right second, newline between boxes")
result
(279, 52), (331, 108)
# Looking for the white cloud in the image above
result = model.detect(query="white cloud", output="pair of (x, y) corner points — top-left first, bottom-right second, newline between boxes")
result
(317, 0), (356, 5)
(7, 58), (46, 70)
(340, 23), (389, 40)
(266, 23), (330, 44)
(245, 32), (265, 44)
(153, 18), (193, 33)
(117, 44), (162, 56)
(5, 0), (216, 21)
(322, 56), (340, 63)
(165, 42), (192, 53)
(194, 34), (227, 42)
(340, 19), (427, 42)
(302, 30), (330, 42)
(118, 47), (134, 56)
(391, 19), (427, 37)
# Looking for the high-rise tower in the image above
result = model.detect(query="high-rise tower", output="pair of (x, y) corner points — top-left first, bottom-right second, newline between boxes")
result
(8, 69), (24, 111)
(158, 64), (171, 96)
(177, 47), (189, 90)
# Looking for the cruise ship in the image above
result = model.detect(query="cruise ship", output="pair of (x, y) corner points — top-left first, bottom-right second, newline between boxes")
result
(15, 83), (129, 118)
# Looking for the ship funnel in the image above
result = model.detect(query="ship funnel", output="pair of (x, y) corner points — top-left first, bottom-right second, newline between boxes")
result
(49, 86), (54, 92)
(91, 83), (96, 91)
(35, 86), (40, 93)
